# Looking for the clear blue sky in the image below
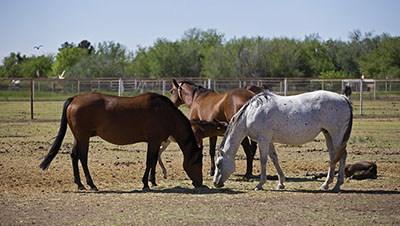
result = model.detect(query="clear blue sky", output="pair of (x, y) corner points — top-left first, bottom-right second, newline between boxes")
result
(1, 0), (399, 62)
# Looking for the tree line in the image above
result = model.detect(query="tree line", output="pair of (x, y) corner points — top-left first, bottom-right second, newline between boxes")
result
(1, 28), (399, 79)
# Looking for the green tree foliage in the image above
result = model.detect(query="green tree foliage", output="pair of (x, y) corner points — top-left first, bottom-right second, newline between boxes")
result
(2, 29), (400, 79)
(69, 41), (131, 78)
(52, 47), (88, 77)
(0, 53), (26, 77)
(20, 55), (54, 78)
(0, 53), (53, 78)
(360, 35), (400, 78)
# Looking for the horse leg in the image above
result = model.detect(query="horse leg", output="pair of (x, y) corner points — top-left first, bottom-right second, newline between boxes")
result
(332, 150), (347, 192)
(255, 136), (270, 191)
(142, 141), (160, 191)
(71, 141), (85, 190)
(149, 150), (159, 187)
(320, 132), (337, 190)
(241, 137), (256, 180)
(79, 141), (98, 191)
(269, 144), (286, 189)
(158, 139), (171, 179)
(209, 136), (217, 176)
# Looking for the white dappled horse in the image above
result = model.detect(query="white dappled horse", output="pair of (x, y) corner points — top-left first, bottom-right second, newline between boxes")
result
(213, 90), (353, 192)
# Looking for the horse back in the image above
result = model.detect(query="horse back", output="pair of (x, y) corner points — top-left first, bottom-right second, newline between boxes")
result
(67, 92), (177, 145)
(223, 88), (254, 121)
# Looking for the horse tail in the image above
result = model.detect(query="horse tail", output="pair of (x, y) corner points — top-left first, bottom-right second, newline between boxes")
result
(331, 97), (353, 165)
(39, 97), (74, 170)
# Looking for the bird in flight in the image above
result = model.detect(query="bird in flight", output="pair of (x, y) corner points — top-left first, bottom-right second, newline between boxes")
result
(34, 45), (43, 50)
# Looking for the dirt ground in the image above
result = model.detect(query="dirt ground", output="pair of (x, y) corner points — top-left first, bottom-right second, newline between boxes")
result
(1, 101), (400, 225)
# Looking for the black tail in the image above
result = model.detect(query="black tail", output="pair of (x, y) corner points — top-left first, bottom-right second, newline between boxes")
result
(331, 97), (353, 165)
(39, 97), (74, 170)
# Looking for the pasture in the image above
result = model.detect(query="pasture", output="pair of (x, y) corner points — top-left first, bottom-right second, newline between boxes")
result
(1, 97), (400, 225)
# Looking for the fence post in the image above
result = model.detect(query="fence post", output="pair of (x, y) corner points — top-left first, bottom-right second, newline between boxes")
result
(239, 80), (241, 88)
(360, 78), (363, 115)
(162, 80), (166, 95)
(30, 79), (34, 119)
(32, 80), (35, 99)
(284, 78), (287, 96)
(78, 80), (80, 93)
(208, 79), (211, 89)
(321, 80), (324, 90)
(118, 78), (124, 96)
(373, 80), (376, 100)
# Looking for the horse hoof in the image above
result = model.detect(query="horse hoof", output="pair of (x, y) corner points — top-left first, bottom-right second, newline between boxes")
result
(142, 187), (151, 192)
(90, 186), (99, 191)
(254, 186), (264, 191)
(78, 185), (86, 190)
(276, 184), (285, 190)
(319, 185), (329, 190)
(332, 186), (341, 193)
(151, 182), (158, 187)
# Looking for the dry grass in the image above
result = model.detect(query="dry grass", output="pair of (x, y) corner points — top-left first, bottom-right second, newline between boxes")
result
(0, 99), (400, 225)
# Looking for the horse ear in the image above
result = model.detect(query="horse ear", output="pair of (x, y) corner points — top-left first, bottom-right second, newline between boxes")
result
(172, 79), (179, 88)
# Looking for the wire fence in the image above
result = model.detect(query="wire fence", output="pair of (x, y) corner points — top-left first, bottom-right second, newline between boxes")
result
(2, 77), (400, 98)
(1, 77), (400, 117)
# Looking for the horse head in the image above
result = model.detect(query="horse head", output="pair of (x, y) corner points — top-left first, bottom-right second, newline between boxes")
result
(170, 79), (185, 107)
(183, 143), (203, 188)
(213, 150), (235, 188)
(170, 79), (206, 108)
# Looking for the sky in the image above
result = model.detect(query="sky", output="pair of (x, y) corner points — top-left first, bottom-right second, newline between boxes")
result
(0, 0), (399, 62)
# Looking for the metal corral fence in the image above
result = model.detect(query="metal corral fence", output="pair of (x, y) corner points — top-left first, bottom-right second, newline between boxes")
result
(1, 77), (400, 99)
(1, 77), (400, 118)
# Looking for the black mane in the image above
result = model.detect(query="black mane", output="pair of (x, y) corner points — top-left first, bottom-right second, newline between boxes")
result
(179, 80), (215, 97)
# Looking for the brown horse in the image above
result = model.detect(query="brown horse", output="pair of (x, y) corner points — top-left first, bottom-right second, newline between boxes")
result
(170, 79), (257, 178)
(39, 92), (203, 191)
(157, 119), (227, 179)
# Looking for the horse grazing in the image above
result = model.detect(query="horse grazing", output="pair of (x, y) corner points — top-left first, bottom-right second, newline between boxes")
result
(39, 92), (203, 191)
(157, 119), (227, 180)
(170, 79), (257, 178)
(214, 90), (353, 192)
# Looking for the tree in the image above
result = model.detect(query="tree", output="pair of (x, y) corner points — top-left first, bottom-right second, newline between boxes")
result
(78, 40), (95, 54)
(0, 52), (26, 77)
(20, 55), (54, 78)
(52, 47), (89, 77)
(360, 35), (400, 78)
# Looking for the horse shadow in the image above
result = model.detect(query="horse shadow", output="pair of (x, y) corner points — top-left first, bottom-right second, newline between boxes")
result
(233, 174), (316, 182)
(63, 185), (243, 195)
(275, 189), (400, 195)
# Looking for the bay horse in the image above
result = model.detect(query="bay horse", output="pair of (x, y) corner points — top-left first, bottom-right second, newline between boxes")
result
(214, 90), (353, 192)
(39, 92), (203, 191)
(170, 79), (257, 178)
(157, 119), (227, 180)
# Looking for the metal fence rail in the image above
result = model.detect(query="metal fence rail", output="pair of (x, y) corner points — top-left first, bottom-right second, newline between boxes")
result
(1, 77), (400, 99)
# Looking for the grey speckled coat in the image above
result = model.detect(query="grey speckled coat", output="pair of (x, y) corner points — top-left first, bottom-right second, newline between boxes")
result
(214, 90), (353, 192)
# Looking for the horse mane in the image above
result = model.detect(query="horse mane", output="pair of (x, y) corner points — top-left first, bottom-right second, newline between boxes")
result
(180, 80), (214, 97)
(219, 90), (272, 150)
(154, 93), (198, 146)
